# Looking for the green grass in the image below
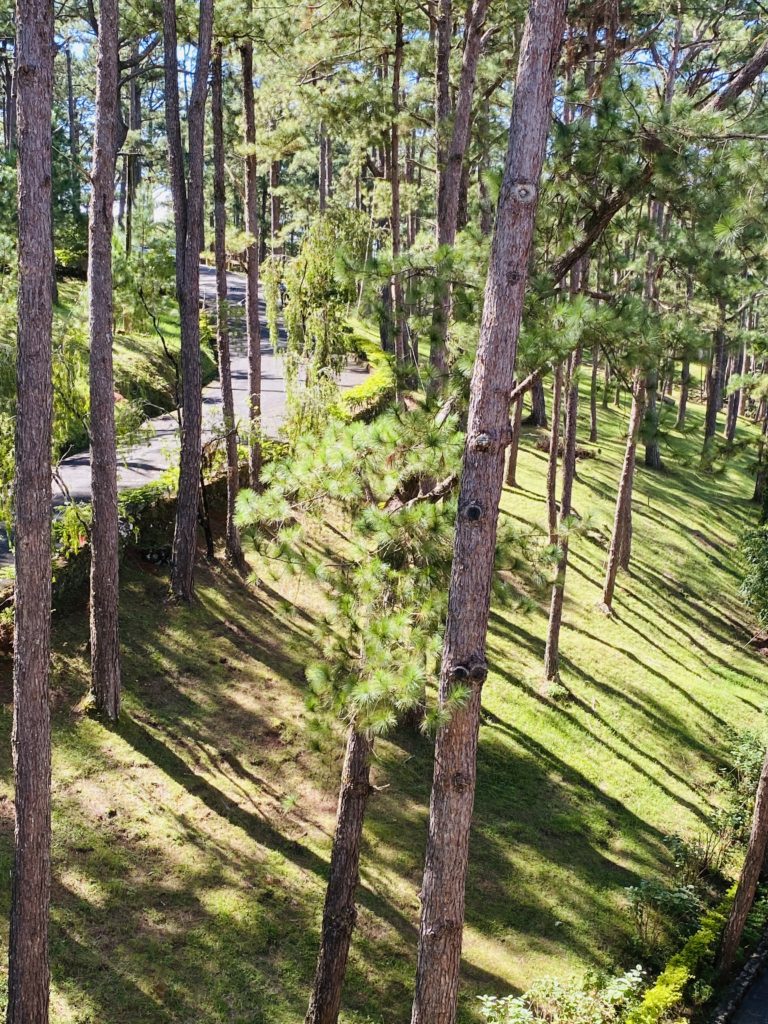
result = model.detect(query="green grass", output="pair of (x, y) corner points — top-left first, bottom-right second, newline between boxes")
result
(0, 368), (766, 1022)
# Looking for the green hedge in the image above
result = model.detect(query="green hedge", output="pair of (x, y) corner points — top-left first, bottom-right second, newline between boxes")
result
(625, 886), (736, 1024)
(336, 318), (396, 421)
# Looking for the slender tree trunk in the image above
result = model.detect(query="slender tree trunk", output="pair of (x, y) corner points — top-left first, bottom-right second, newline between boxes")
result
(543, 347), (581, 681)
(589, 344), (598, 442)
(546, 362), (563, 544)
(305, 726), (373, 1024)
(88, 0), (121, 721)
(319, 121), (327, 213)
(7, 0), (54, 1016)
(529, 375), (548, 428)
(410, 4), (567, 1020)
(600, 376), (645, 611)
(390, 11), (405, 368)
(644, 367), (662, 469)
(719, 749), (768, 974)
(428, 0), (491, 393)
(212, 46), (246, 574)
(270, 159), (281, 254)
(65, 47), (80, 217)
(725, 339), (744, 443)
(704, 321), (726, 445)
(164, 0), (214, 601)
(125, 50), (141, 256)
(504, 392), (524, 488)
(676, 356), (689, 430)
(602, 360), (611, 409)
(241, 38), (261, 489)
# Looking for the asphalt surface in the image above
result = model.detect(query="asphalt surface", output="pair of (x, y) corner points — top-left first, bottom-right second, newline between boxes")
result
(0, 265), (369, 564)
(733, 968), (768, 1023)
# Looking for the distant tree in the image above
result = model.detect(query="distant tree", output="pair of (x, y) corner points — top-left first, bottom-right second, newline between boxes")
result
(164, 0), (214, 601)
(7, 0), (55, 1016)
(88, 0), (121, 719)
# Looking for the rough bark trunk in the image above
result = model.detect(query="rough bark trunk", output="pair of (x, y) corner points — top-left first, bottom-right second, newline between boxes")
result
(675, 356), (689, 430)
(7, 0), (54, 1016)
(719, 748), (768, 973)
(428, 0), (491, 393)
(546, 362), (563, 545)
(724, 342), (744, 443)
(589, 345), (598, 442)
(410, 3), (566, 1020)
(390, 11), (405, 368)
(305, 726), (373, 1024)
(212, 46), (246, 574)
(125, 49), (141, 256)
(165, 0), (214, 601)
(529, 374), (548, 427)
(704, 323), (726, 445)
(241, 39), (262, 489)
(88, 0), (121, 721)
(504, 392), (524, 488)
(270, 159), (281, 254)
(644, 367), (662, 469)
(600, 376), (645, 611)
(65, 47), (80, 217)
(543, 347), (581, 681)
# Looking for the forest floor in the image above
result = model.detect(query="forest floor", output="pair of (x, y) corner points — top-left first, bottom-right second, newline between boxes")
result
(1, 373), (767, 1023)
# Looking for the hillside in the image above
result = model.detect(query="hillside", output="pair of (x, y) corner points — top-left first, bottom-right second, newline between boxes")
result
(0, 376), (765, 1023)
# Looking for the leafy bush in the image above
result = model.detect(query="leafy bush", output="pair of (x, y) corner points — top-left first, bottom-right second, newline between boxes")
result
(626, 881), (703, 955)
(623, 887), (735, 1024)
(740, 525), (768, 624)
(478, 966), (646, 1024)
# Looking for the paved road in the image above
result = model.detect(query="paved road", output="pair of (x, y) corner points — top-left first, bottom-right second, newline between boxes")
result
(0, 266), (369, 564)
(733, 968), (768, 1023)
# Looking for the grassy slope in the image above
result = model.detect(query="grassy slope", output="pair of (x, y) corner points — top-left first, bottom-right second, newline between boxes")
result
(0, 372), (766, 1023)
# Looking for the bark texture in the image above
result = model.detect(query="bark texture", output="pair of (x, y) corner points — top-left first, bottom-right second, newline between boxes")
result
(212, 46), (246, 574)
(601, 376), (645, 610)
(164, 0), (214, 601)
(504, 392), (524, 488)
(704, 324), (726, 444)
(242, 38), (262, 489)
(8, 0), (54, 1017)
(390, 10), (405, 367)
(675, 357), (689, 430)
(410, 3), (567, 1020)
(546, 363), (563, 545)
(543, 347), (581, 681)
(719, 748), (768, 973)
(305, 726), (373, 1024)
(88, 0), (121, 721)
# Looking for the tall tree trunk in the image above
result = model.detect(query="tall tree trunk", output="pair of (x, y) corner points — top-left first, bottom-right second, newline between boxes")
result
(546, 362), (563, 544)
(270, 158), (281, 254)
(600, 376), (645, 611)
(676, 356), (690, 430)
(427, 0), (491, 393)
(88, 0), (121, 721)
(410, 4), (566, 1021)
(305, 726), (373, 1024)
(65, 47), (80, 217)
(589, 344), (598, 442)
(504, 391), (524, 488)
(644, 367), (662, 469)
(241, 38), (261, 489)
(719, 748), (768, 973)
(543, 347), (581, 681)
(7, 0), (54, 1016)
(125, 48), (142, 256)
(212, 46), (246, 574)
(724, 340), (744, 443)
(390, 11), (405, 368)
(164, 0), (214, 602)
(704, 321), (726, 445)
(529, 374), (548, 427)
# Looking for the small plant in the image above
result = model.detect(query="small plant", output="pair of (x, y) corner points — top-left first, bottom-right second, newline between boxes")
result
(626, 880), (703, 955)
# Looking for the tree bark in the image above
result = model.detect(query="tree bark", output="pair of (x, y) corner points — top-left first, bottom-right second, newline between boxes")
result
(600, 376), (645, 611)
(589, 345), (598, 442)
(504, 392), (524, 488)
(529, 374), (548, 427)
(724, 341), (744, 443)
(543, 347), (581, 681)
(212, 46), (246, 574)
(65, 47), (80, 217)
(428, 0), (491, 393)
(88, 0), (121, 721)
(719, 748), (768, 973)
(675, 356), (690, 430)
(546, 362), (563, 545)
(410, 3), (567, 1020)
(241, 38), (262, 489)
(7, 0), (54, 1016)
(644, 367), (662, 469)
(305, 726), (373, 1024)
(164, 0), (214, 601)
(270, 158), (281, 254)
(390, 10), (405, 368)
(704, 322), (726, 446)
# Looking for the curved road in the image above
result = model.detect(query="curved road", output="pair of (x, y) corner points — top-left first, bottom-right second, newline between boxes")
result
(0, 267), (369, 565)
